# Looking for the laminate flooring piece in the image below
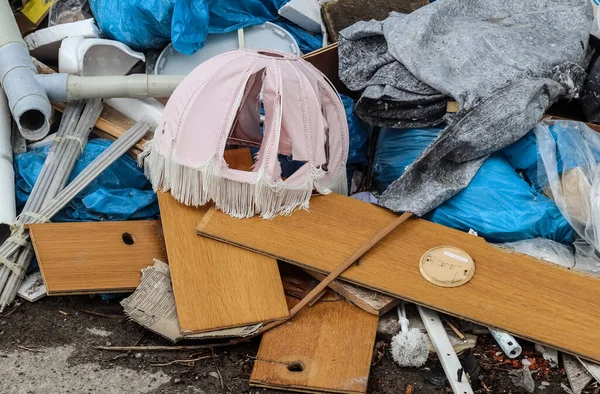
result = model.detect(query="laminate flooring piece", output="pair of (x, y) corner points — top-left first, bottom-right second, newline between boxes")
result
(196, 193), (600, 363)
(251, 297), (378, 393)
(158, 148), (288, 334)
(31, 220), (167, 295)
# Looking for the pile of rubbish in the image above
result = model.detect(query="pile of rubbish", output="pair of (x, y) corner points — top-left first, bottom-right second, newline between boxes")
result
(3, 0), (600, 393)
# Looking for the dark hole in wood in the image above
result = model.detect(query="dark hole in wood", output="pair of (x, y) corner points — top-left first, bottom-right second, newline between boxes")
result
(287, 361), (304, 372)
(122, 232), (135, 245)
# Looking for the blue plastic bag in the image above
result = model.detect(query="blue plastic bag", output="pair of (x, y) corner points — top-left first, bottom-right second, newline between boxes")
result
(14, 139), (158, 222)
(90, 0), (175, 51)
(90, 0), (310, 55)
(341, 94), (370, 189)
(373, 127), (574, 243)
(500, 126), (563, 190)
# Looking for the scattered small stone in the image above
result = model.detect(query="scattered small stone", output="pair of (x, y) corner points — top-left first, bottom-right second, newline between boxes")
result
(209, 372), (219, 379)
(105, 342), (112, 347)
(135, 353), (142, 358)
(541, 382), (550, 386)
(1, 320), (7, 326)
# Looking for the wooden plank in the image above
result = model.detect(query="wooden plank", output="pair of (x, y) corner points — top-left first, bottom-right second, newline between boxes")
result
(306, 269), (398, 316)
(322, 0), (429, 42)
(158, 148), (288, 334)
(251, 297), (378, 394)
(196, 193), (600, 363)
(31, 221), (167, 295)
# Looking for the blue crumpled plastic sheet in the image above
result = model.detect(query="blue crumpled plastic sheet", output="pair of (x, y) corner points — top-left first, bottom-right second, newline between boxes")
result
(90, 0), (322, 55)
(14, 138), (158, 222)
(372, 127), (574, 244)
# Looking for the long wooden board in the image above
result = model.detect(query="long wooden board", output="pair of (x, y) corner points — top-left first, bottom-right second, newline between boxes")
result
(158, 148), (288, 334)
(31, 220), (167, 295)
(251, 297), (378, 394)
(197, 193), (600, 363)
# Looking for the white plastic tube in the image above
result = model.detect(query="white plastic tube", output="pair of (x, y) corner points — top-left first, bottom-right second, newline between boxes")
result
(35, 74), (184, 101)
(0, 89), (15, 242)
(0, 0), (51, 141)
(489, 328), (522, 358)
(67, 75), (183, 100)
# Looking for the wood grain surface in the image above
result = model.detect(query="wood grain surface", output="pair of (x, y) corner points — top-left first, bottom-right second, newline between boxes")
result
(158, 148), (288, 334)
(251, 297), (378, 393)
(197, 193), (600, 363)
(31, 221), (167, 295)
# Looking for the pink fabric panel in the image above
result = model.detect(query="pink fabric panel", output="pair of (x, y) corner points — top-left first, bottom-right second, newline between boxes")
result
(297, 59), (349, 187)
(293, 62), (328, 167)
(251, 59), (281, 180)
(175, 56), (260, 167)
(155, 51), (245, 158)
(277, 61), (303, 158)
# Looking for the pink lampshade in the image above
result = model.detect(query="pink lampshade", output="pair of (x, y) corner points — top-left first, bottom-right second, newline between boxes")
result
(142, 48), (349, 219)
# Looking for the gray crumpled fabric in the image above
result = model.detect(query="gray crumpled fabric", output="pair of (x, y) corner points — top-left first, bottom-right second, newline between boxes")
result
(338, 0), (592, 216)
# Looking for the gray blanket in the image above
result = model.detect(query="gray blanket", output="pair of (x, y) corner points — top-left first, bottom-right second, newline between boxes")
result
(338, 0), (592, 215)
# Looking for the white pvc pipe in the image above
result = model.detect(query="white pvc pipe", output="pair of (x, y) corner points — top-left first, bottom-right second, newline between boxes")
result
(489, 328), (522, 358)
(0, 89), (15, 242)
(67, 75), (183, 100)
(0, 0), (51, 141)
(35, 73), (69, 102)
(35, 74), (184, 101)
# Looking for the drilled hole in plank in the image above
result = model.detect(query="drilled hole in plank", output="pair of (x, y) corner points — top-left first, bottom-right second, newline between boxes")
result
(122, 232), (135, 245)
(287, 361), (304, 372)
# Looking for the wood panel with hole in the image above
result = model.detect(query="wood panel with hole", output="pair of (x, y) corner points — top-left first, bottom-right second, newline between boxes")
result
(251, 296), (378, 393)
(30, 221), (168, 295)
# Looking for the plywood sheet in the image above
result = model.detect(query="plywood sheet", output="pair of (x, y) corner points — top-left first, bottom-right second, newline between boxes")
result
(197, 193), (600, 363)
(31, 220), (167, 295)
(158, 148), (288, 334)
(251, 297), (378, 393)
